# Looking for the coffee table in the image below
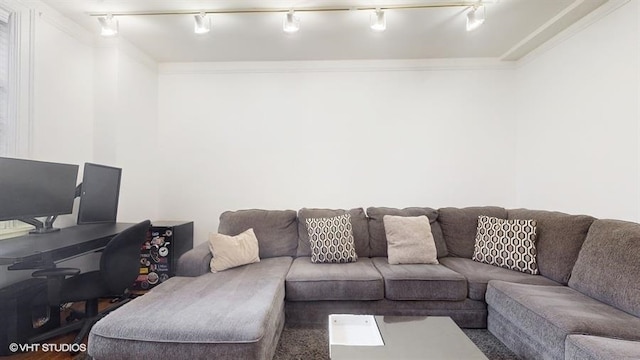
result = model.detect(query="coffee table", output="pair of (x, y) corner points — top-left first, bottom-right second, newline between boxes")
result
(329, 315), (488, 359)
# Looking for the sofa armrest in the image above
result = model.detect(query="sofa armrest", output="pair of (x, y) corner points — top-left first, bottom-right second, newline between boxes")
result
(176, 242), (212, 277)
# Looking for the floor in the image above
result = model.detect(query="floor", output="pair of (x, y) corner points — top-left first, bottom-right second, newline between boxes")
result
(5, 299), (113, 360)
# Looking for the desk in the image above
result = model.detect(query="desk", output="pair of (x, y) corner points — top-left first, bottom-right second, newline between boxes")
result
(0, 223), (134, 270)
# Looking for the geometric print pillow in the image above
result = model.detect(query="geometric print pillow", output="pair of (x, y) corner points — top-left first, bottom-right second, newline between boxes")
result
(306, 214), (358, 263)
(472, 216), (539, 275)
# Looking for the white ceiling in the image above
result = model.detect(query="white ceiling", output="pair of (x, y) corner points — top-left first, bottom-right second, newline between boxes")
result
(34, 0), (609, 62)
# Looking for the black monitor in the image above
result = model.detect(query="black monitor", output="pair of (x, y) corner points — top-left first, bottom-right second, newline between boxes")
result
(77, 163), (122, 224)
(0, 157), (79, 234)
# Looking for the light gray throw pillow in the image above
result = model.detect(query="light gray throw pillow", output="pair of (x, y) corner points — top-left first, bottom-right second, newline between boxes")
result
(208, 228), (260, 272)
(383, 215), (438, 265)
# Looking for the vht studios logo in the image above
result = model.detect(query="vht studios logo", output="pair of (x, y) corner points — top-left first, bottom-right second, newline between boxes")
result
(8, 342), (87, 353)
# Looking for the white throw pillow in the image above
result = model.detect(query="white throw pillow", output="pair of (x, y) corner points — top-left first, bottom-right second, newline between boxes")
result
(383, 215), (439, 265)
(208, 228), (260, 272)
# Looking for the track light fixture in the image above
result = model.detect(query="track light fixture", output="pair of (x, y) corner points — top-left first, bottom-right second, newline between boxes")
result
(98, 14), (118, 37)
(194, 12), (211, 34)
(466, 4), (485, 31)
(91, 3), (491, 35)
(283, 10), (300, 33)
(370, 9), (386, 32)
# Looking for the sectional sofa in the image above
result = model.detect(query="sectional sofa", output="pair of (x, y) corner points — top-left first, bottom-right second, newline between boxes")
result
(87, 206), (640, 360)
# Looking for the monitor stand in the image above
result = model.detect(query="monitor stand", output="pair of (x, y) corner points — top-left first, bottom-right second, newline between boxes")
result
(17, 216), (61, 234)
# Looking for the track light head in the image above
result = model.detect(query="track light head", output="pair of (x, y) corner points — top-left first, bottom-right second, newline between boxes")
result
(283, 10), (300, 33)
(466, 4), (485, 31)
(370, 9), (386, 32)
(98, 14), (118, 37)
(194, 12), (211, 34)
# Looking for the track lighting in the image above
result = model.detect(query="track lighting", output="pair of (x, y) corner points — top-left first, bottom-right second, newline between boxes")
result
(194, 12), (211, 34)
(283, 10), (300, 33)
(466, 4), (485, 31)
(90, 3), (490, 36)
(370, 9), (386, 32)
(98, 14), (118, 37)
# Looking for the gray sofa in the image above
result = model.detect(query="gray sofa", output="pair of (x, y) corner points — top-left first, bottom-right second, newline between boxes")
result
(87, 206), (640, 360)
(486, 218), (640, 360)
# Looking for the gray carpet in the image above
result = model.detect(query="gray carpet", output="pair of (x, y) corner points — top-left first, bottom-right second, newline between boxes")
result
(77, 325), (518, 360)
(274, 325), (519, 360)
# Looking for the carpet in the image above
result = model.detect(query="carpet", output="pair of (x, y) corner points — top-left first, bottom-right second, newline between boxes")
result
(274, 325), (519, 360)
(75, 325), (519, 360)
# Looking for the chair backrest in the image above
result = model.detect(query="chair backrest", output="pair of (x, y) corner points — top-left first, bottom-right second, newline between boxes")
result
(100, 220), (151, 294)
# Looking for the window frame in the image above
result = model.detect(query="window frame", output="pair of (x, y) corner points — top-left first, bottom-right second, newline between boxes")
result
(0, 3), (35, 238)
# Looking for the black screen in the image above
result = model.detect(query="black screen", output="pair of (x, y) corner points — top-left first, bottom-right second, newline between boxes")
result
(77, 163), (122, 224)
(0, 157), (79, 221)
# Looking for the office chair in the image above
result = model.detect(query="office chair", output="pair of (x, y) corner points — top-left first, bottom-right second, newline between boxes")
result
(29, 220), (151, 349)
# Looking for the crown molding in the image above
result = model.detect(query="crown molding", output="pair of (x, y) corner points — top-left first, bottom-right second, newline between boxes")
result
(25, 0), (94, 46)
(159, 58), (515, 75)
(11, 0), (158, 72)
(515, 0), (631, 67)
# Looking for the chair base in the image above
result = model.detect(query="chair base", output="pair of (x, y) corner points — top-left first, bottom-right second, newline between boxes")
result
(29, 297), (132, 354)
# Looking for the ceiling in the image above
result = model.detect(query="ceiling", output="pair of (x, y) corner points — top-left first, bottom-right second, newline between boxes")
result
(34, 0), (609, 62)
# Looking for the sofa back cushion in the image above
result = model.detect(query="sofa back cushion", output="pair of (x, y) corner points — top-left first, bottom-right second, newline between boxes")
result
(569, 219), (640, 317)
(508, 209), (595, 284)
(367, 207), (447, 258)
(297, 208), (370, 258)
(218, 209), (298, 258)
(438, 206), (507, 258)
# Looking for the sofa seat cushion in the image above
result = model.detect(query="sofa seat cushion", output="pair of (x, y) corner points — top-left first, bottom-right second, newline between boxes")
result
(565, 335), (640, 360)
(285, 257), (383, 301)
(88, 257), (293, 360)
(486, 281), (640, 360)
(439, 257), (558, 301)
(371, 257), (467, 301)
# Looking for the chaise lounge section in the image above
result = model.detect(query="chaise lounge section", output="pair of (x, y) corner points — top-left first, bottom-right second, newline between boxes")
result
(486, 219), (640, 360)
(87, 206), (640, 360)
(89, 210), (298, 360)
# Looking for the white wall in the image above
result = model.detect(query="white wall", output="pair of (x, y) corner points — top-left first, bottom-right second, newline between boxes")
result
(114, 47), (160, 223)
(0, 11), (97, 287)
(0, 11), (159, 288)
(4, 0), (639, 287)
(515, 0), (640, 221)
(158, 63), (517, 244)
(93, 40), (159, 223)
(32, 16), (159, 227)
(31, 14), (94, 228)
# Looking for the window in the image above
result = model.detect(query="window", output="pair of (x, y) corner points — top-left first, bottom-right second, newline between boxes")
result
(0, 6), (32, 238)
(0, 9), (9, 156)
(0, 9), (12, 235)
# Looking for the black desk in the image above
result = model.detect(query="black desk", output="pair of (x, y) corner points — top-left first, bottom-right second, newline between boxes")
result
(0, 223), (135, 270)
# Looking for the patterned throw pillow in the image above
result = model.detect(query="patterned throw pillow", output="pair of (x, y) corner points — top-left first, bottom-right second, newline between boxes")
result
(472, 216), (538, 274)
(306, 214), (358, 263)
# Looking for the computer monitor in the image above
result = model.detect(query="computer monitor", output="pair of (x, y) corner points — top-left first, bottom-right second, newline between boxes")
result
(77, 163), (122, 224)
(0, 157), (79, 233)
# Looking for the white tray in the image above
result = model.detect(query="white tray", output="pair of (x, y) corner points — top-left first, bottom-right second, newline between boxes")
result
(329, 314), (384, 349)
